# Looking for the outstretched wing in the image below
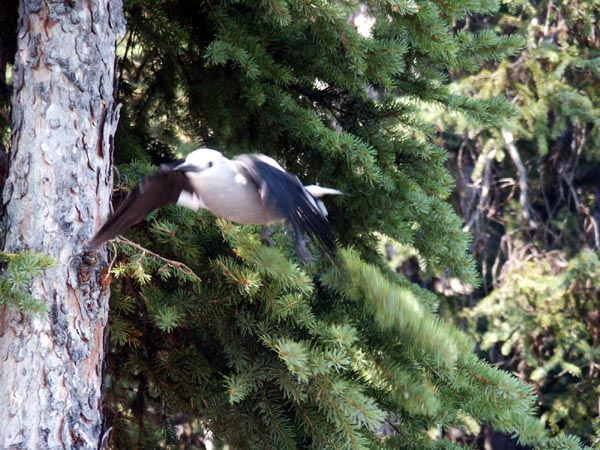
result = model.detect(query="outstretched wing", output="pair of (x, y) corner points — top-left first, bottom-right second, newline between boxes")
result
(234, 154), (336, 253)
(89, 169), (193, 248)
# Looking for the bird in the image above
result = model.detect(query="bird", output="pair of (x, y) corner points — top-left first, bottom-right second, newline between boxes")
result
(89, 148), (341, 261)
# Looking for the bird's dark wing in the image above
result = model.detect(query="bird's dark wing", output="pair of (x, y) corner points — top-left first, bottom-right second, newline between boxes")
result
(234, 155), (336, 253)
(89, 169), (192, 248)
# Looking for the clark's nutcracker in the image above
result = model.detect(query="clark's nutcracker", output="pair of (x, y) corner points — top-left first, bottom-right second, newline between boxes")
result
(89, 148), (341, 261)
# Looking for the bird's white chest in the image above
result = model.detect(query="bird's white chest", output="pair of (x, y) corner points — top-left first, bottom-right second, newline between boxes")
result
(189, 165), (279, 225)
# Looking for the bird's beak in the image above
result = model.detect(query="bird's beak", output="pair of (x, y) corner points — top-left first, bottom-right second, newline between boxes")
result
(174, 162), (200, 173)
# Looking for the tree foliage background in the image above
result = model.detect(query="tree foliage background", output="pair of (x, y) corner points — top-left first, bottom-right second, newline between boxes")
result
(429, 0), (600, 445)
(0, 0), (599, 449)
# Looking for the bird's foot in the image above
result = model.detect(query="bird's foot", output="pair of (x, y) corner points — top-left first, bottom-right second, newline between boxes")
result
(295, 240), (314, 264)
(261, 226), (275, 246)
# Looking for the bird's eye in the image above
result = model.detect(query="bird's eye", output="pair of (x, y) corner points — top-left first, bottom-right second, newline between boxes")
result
(208, 161), (214, 168)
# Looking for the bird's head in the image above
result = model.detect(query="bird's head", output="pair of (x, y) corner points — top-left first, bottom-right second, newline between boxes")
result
(175, 148), (225, 173)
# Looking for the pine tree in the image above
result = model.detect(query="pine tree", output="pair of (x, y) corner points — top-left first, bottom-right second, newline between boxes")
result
(0, 1), (125, 448)
(0, 0), (589, 449)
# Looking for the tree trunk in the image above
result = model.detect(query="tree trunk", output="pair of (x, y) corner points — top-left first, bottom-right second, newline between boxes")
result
(0, 1), (124, 449)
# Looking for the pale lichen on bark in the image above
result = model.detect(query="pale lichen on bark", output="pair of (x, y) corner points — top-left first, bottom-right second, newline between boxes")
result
(0, 1), (125, 449)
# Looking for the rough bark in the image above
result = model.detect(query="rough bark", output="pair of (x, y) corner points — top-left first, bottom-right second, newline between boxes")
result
(0, 1), (125, 449)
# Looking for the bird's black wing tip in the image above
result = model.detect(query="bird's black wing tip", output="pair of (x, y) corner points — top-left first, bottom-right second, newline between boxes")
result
(89, 168), (190, 249)
(237, 155), (338, 257)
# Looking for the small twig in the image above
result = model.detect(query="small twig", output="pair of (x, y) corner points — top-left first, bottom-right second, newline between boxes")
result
(542, 0), (554, 39)
(502, 128), (536, 228)
(107, 241), (119, 273)
(114, 236), (202, 283)
(464, 145), (494, 236)
(204, 0), (226, 31)
(118, 30), (134, 86)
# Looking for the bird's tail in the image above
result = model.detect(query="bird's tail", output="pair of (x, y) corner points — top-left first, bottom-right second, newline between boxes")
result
(303, 185), (342, 198)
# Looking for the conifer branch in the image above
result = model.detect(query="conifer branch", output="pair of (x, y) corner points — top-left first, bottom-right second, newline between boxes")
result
(115, 236), (201, 283)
